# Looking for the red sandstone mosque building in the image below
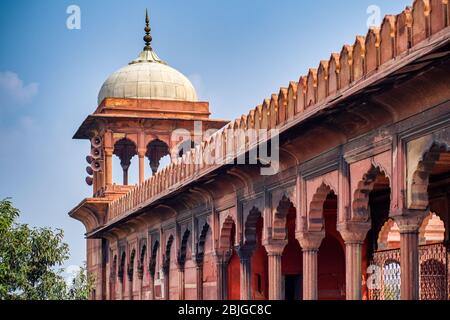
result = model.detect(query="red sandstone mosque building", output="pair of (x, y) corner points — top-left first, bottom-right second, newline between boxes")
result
(69, 1), (450, 300)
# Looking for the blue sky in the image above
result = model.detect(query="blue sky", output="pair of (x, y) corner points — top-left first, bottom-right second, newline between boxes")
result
(0, 0), (412, 271)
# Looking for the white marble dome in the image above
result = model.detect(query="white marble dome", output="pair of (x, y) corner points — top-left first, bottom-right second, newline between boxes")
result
(98, 49), (198, 105)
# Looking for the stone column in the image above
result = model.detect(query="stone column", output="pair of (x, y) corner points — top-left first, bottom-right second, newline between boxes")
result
(264, 241), (287, 300)
(128, 277), (133, 300)
(297, 231), (324, 300)
(137, 263), (144, 300)
(237, 247), (254, 300)
(393, 211), (427, 300)
(122, 164), (129, 185)
(337, 222), (370, 300)
(178, 266), (185, 300)
(163, 267), (170, 300)
(118, 276), (124, 300)
(196, 262), (204, 300)
(149, 273), (155, 300)
(138, 149), (145, 184)
(105, 148), (113, 186)
(215, 254), (229, 300)
(138, 276), (143, 300)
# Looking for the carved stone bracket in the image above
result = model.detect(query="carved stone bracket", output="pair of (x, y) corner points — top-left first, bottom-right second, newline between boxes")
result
(337, 221), (371, 244)
(296, 231), (325, 251)
(263, 240), (287, 256)
(391, 209), (428, 233)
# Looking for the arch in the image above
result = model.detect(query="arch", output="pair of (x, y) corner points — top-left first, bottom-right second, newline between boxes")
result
(128, 248), (136, 281)
(410, 142), (450, 209)
(149, 240), (159, 276)
(219, 216), (237, 251)
(244, 207), (263, 248)
(138, 244), (147, 279)
(118, 251), (126, 281)
(196, 222), (210, 264)
(146, 139), (170, 175)
(273, 195), (294, 240)
(352, 165), (390, 222)
(113, 138), (138, 185)
(308, 183), (334, 232)
(419, 212), (446, 244)
(178, 229), (191, 268)
(377, 219), (400, 250)
(163, 235), (174, 273)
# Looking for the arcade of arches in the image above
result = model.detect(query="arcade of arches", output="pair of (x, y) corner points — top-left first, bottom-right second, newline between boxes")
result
(95, 146), (450, 300)
(69, 2), (450, 301)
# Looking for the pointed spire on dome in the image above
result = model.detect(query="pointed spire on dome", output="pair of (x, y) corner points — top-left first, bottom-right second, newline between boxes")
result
(129, 9), (166, 65)
(143, 9), (153, 51)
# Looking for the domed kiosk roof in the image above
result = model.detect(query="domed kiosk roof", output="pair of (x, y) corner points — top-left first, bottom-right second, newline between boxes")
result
(97, 11), (197, 105)
(73, 10), (229, 141)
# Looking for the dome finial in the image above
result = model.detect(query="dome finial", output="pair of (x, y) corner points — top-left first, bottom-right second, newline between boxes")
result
(143, 9), (153, 51)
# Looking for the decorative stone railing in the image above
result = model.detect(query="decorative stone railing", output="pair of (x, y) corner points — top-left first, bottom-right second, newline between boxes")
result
(108, 0), (450, 222)
(368, 243), (449, 300)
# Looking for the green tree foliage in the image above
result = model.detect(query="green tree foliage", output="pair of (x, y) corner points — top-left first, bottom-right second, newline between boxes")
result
(67, 264), (95, 300)
(0, 198), (94, 300)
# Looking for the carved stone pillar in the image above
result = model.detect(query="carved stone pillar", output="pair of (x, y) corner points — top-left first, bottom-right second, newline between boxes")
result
(137, 274), (143, 300)
(196, 262), (204, 300)
(118, 275), (124, 300)
(178, 267), (185, 300)
(264, 241), (287, 300)
(138, 149), (146, 184)
(237, 246), (254, 300)
(128, 276), (133, 300)
(149, 272), (155, 300)
(105, 148), (113, 186)
(162, 265), (170, 300)
(337, 222), (370, 300)
(215, 254), (229, 300)
(121, 162), (130, 186)
(393, 211), (427, 300)
(297, 232), (324, 300)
